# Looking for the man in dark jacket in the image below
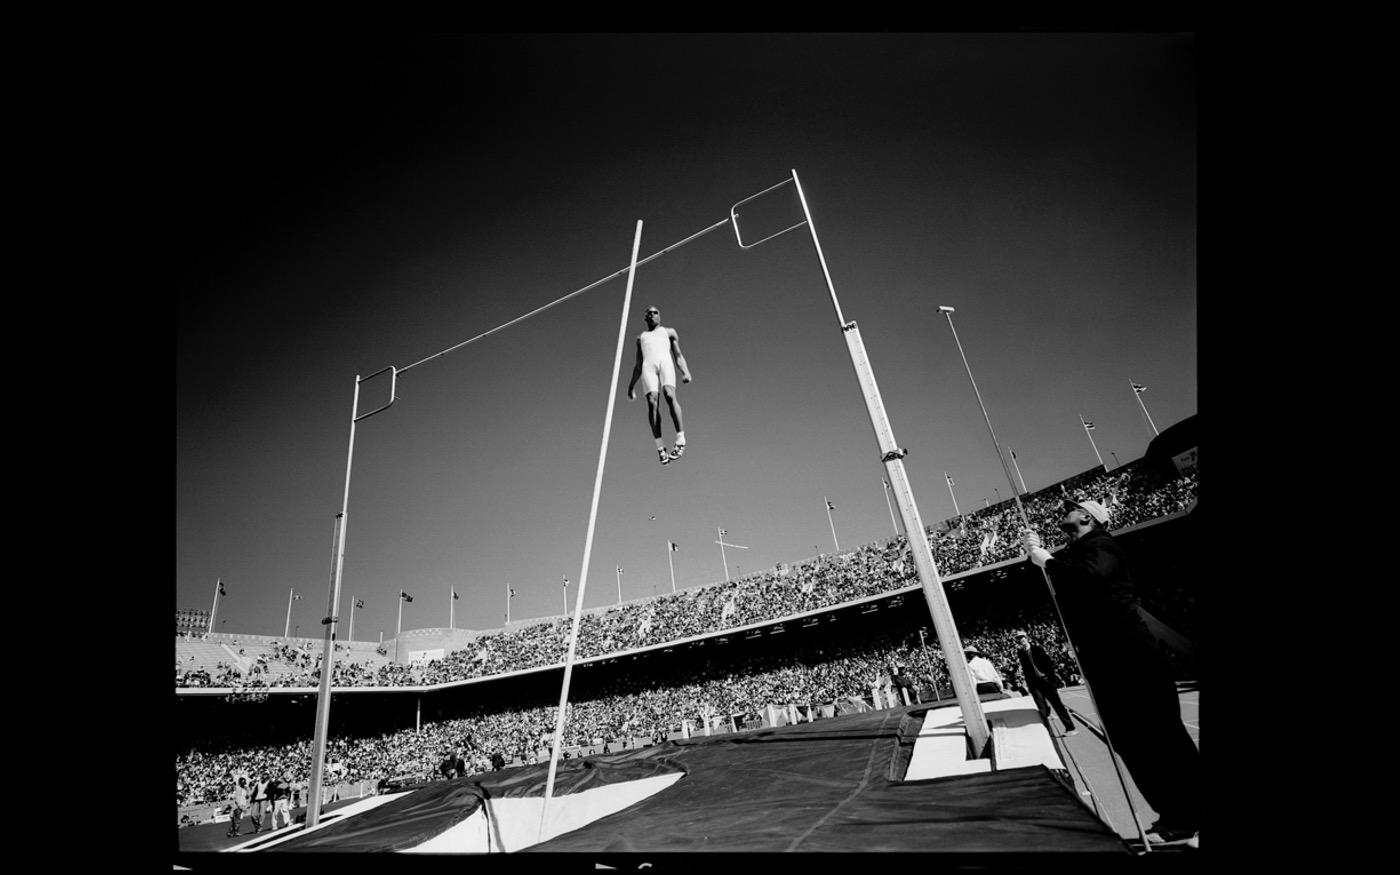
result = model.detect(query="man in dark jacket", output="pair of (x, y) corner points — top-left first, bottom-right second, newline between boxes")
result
(1023, 499), (1199, 845)
(1011, 628), (1077, 736)
(439, 747), (467, 780)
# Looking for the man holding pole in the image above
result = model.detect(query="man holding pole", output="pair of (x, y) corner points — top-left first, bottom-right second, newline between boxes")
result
(627, 306), (691, 466)
(1022, 499), (1200, 845)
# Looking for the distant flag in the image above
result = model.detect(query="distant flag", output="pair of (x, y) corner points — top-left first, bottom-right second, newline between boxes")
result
(354, 598), (365, 609)
(1010, 448), (1018, 460)
(945, 473), (954, 486)
(826, 500), (836, 511)
(509, 586), (517, 598)
(719, 529), (727, 537)
(400, 591), (413, 603)
(293, 593), (303, 601)
(649, 515), (656, 521)
(617, 564), (624, 574)
(1083, 420), (1096, 430)
(219, 582), (227, 596)
(883, 479), (890, 489)
(562, 575), (569, 587)
(670, 541), (678, 552)
(452, 589), (459, 600)
(1132, 382), (1147, 394)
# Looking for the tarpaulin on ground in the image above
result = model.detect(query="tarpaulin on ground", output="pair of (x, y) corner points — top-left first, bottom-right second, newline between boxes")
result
(266, 705), (1126, 854)
(532, 707), (1125, 853)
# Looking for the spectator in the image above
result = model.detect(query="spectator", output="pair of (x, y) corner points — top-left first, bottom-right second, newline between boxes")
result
(1023, 498), (1199, 844)
(269, 772), (293, 830)
(1010, 628), (1077, 736)
(248, 772), (270, 835)
(226, 776), (249, 838)
(963, 644), (1006, 695)
(438, 747), (467, 780)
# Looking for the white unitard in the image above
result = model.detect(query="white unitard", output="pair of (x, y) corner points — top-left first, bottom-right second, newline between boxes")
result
(638, 325), (676, 395)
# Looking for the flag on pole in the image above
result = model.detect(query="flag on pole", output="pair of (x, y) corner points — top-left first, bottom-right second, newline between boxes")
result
(1010, 448), (1018, 460)
(452, 589), (459, 600)
(562, 575), (569, 587)
(354, 598), (365, 608)
(400, 591), (413, 602)
(718, 529), (727, 537)
(617, 565), (624, 574)
(509, 586), (517, 598)
(1132, 382), (1147, 394)
(827, 500), (836, 511)
(945, 473), (954, 485)
(649, 515), (656, 521)
(219, 582), (227, 596)
(1083, 420), (1096, 430)
(670, 541), (678, 551)
(293, 593), (302, 601)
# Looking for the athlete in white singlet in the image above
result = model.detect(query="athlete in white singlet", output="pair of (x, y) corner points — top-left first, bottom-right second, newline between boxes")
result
(626, 306), (692, 465)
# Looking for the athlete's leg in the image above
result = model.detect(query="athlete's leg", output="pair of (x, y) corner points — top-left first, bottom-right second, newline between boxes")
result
(661, 385), (684, 435)
(645, 392), (663, 438)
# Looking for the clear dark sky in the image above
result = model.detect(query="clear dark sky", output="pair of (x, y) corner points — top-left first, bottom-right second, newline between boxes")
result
(175, 33), (1196, 641)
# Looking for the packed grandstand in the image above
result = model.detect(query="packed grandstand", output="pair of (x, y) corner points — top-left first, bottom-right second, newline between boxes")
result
(176, 458), (1197, 821)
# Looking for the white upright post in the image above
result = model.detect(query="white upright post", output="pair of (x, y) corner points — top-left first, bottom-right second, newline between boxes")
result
(667, 542), (676, 593)
(945, 473), (961, 517)
(540, 220), (644, 843)
(348, 598), (356, 643)
(285, 588), (296, 638)
(790, 169), (989, 757)
(718, 527), (730, 582)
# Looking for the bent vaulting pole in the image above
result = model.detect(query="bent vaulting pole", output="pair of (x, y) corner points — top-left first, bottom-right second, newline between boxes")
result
(789, 169), (990, 757)
(538, 220), (645, 843)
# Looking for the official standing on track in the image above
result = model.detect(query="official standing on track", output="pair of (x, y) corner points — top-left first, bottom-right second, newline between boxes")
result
(1022, 499), (1200, 844)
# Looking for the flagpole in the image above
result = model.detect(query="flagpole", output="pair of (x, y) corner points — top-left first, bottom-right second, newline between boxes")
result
(449, 587), (454, 630)
(1131, 380), (1159, 436)
(506, 584), (512, 625)
(825, 498), (840, 553)
(667, 542), (676, 593)
(348, 598), (356, 643)
(285, 588), (295, 638)
(396, 595), (403, 663)
(718, 526), (729, 582)
(208, 577), (220, 636)
(616, 565), (623, 604)
(883, 479), (901, 535)
(562, 577), (568, 616)
(1081, 414), (1105, 468)
(945, 473), (960, 517)
(1009, 447), (1028, 493)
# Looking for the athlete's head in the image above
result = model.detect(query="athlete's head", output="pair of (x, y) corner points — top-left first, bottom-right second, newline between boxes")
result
(644, 306), (660, 328)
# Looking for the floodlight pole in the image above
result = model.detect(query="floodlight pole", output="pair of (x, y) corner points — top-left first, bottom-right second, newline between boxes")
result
(787, 169), (990, 756)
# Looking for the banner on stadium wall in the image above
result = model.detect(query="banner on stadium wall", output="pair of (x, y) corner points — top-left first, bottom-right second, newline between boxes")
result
(1171, 447), (1198, 475)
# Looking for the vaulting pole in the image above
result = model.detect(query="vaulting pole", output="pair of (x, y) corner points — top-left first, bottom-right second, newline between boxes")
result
(539, 220), (644, 842)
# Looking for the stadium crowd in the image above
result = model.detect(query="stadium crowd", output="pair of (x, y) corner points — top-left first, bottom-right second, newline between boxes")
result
(176, 465), (1195, 693)
(176, 612), (1082, 809)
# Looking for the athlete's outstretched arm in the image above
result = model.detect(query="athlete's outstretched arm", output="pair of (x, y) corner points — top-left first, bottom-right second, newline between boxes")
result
(669, 330), (691, 383)
(627, 338), (643, 400)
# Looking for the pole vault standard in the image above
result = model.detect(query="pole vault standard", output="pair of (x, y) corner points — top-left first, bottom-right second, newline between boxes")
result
(304, 215), (733, 827)
(538, 220), (645, 842)
(935, 304), (1150, 848)
(737, 169), (991, 756)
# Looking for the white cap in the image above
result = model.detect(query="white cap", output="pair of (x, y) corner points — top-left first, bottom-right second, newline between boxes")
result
(1062, 499), (1110, 525)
